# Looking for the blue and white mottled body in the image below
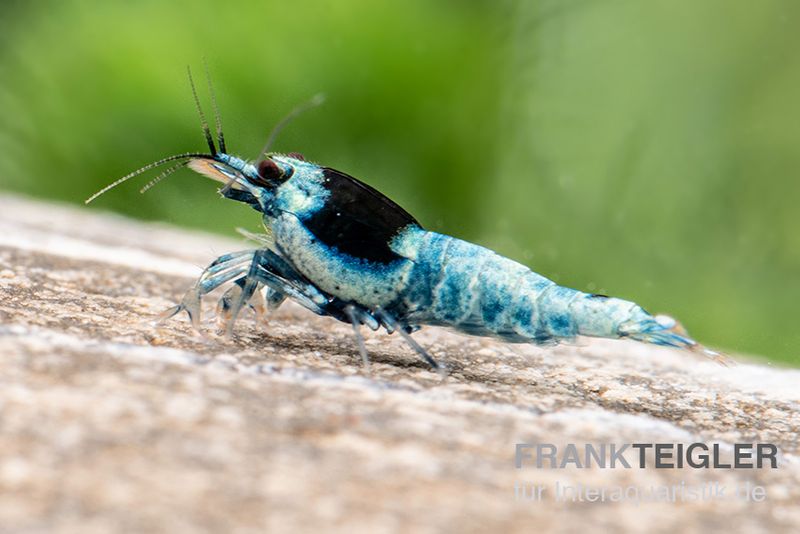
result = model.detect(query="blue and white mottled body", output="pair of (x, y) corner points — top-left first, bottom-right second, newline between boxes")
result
(88, 85), (727, 368)
(177, 152), (725, 367)
(389, 228), (637, 343)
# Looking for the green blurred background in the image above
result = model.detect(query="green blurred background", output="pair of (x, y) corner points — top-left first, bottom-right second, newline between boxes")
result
(0, 0), (797, 364)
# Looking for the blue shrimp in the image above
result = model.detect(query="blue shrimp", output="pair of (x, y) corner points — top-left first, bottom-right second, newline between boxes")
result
(87, 70), (728, 370)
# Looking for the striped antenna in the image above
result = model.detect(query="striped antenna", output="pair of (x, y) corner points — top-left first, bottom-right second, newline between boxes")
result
(139, 161), (188, 194)
(85, 153), (213, 204)
(203, 59), (226, 153)
(187, 65), (217, 156)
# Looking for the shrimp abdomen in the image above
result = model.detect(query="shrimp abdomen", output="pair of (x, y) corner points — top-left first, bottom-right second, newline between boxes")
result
(394, 230), (567, 342)
(392, 228), (714, 354)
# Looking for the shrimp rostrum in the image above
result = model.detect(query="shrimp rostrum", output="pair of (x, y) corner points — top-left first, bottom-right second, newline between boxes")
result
(88, 71), (728, 370)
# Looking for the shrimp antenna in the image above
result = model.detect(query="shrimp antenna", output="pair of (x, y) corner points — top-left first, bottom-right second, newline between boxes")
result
(260, 92), (326, 157)
(84, 153), (214, 204)
(203, 59), (226, 153)
(187, 65), (217, 156)
(139, 160), (188, 194)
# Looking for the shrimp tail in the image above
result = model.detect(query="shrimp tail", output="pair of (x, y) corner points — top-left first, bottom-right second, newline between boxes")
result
(620, 314), (733, 366)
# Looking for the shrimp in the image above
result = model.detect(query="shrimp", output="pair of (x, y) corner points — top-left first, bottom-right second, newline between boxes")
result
(87, 68), (729, 370)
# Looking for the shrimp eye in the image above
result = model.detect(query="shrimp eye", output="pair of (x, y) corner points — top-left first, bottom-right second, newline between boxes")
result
(287, 152), (305, 161)
(255, 158), (284, 185)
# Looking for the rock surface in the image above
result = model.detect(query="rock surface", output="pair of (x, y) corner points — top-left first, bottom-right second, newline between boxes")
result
(0, 194), (798, 533)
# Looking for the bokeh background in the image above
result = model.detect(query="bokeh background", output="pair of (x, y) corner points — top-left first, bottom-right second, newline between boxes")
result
(0, 0), (797, 364)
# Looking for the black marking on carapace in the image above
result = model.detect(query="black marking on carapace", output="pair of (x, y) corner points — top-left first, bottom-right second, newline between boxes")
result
(302, 168), (421, 264)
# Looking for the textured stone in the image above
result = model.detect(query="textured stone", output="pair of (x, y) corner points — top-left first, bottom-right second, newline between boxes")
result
(0, 194), (798, 533)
